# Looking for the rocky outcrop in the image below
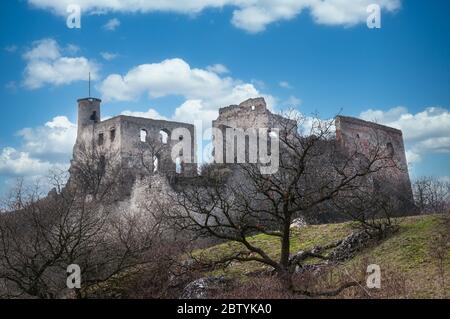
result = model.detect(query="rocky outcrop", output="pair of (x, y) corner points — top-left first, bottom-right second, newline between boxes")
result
(293, 226), (399, 274)
(327, 230), (373, 262)
(290, 217), (307, 228)
(180, 276), (234, 299)
(329, 226), (398, 261)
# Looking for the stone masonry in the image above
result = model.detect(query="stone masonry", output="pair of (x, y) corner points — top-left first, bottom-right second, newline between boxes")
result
(70, 96), (414, 214)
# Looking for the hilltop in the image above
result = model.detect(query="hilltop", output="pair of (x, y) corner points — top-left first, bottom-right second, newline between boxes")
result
(194, 215), (449, 298)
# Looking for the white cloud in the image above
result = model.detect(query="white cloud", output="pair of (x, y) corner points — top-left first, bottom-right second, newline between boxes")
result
(0, 147), (55, 177)
(100, 52), (118, 61)
(279, 81), (292, 89)
(405, 150), (421, 165)
(206, 64), (229, 75)
(284, 95), (302, 107)
(23, 38), (60, 60)
(360, 106), (407, 124)
(4, 45), (18, 53)
(121, 102), (217, 130)
(360, 106), (450, 165)
(0, 116), (76, 180)
(5, 81), (18, 92)
(103, 18), (121, 31)
(173, 100), (219, 125)
(251, 79), (266, 89)
(308, 0), (400, 26)
(121, 108), (167, 120)
(65, 44), (80, 54)
(99, 58), (229, 102)
(17, 116), (77, 161)
(121, 100), (219, 131)
(27, 0), (401, 33)
(98, 58), (274, 119)
(23, 39), (99, 89)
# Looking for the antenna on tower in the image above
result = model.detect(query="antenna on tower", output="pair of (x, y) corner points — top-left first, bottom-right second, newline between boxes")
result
(88, 72), (91, 97)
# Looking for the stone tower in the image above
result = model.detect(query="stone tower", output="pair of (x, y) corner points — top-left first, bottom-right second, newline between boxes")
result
(71, 95), (197, 197)
(77, 97), (101, 136)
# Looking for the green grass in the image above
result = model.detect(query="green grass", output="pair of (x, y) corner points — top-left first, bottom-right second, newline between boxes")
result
(342, 215), (449, 298)
(196, 221), (354, 277)
(197, 215), (449, 298)
(346, 216), (437, 271)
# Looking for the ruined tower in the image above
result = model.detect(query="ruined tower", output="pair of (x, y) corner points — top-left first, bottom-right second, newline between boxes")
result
(71, 95), (197, 196)
(335, 116), (415, 211)
(77, 97), (101, 136)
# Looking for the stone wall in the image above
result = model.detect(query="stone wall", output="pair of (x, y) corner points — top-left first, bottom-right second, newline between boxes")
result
(213, 97), (271, 130)
(72, 96), (415, 220)
(335, 116), (415, 212)
(212, 98), (296, 164)
(73, 100), (197, 197)
(115, 115), (196, 177)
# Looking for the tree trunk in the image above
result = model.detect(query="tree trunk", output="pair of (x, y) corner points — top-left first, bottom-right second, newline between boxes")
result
(280, 208), (291, 269)
(278, 206), (293, 292)
(277, 269), (294, 291)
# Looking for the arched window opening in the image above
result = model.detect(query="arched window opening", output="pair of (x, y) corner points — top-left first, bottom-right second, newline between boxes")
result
(99, 155), (106, 174)
(153, 156), (159, 173)
(90, 111), (98, 123)
(140, 129), (147, 143)
(98, 133), (104, 146)
(110, 128), (116, 142)
(176, 157), (183, 174)
(159, 130), (169, 144)
(269, 130), (278, 139)
(387, 142), (395, 158)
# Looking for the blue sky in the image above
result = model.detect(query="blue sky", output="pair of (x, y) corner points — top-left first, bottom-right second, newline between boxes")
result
(0, 0), (449, 194)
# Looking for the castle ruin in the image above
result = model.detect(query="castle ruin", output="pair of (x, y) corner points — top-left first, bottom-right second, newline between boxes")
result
(72, 97), (197, 194)
(70, 95), (414, 217)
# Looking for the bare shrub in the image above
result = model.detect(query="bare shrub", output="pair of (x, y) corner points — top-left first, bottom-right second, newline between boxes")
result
(0, 141), (182, 299)
(428, 216), (450, 298)
(216, 259), (408, 299)
(88, 240), (192, 299)
(413, 177), (450, 215)
(216, 276), (296, 299)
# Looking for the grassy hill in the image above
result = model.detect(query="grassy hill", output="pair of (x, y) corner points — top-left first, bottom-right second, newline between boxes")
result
(197, 215), (449, 298)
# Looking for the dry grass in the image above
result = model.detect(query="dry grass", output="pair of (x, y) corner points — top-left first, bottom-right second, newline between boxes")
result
(200, 215), (449, 299)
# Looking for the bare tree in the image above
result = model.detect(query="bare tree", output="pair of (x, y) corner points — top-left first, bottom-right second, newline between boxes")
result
(167, 112), (404, 295)
(411, 177), (450, 297)
(0, 142), (168, 299)
(413, 176), (450, 215)
(135, 134), (166, 175)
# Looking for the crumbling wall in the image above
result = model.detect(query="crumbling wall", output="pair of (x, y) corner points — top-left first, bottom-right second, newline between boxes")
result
(335, 116), (415, 212)
(212, 98), (296, 164)
(117, 116), (196, 178)
(73, 113), (197, 198)
(213, 97), (271, 130)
